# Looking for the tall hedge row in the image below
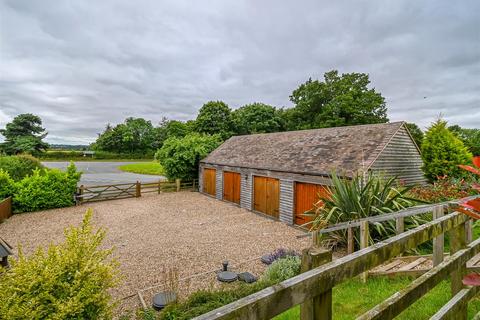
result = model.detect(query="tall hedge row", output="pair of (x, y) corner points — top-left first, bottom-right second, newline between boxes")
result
(0, 162), (81, 213)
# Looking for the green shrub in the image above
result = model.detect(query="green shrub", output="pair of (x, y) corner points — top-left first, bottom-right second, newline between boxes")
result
(0, 169), (16, 199)
(421, 119), (472, 181)
(262, 256), (301, 283)
(156, 133), (222, 180)
(0, 209), (119, 319)
(310, 172), (425, 249)
(13, 163), (81, 213)
(0, 154), (44, 180)
(159, 257), (300, 319)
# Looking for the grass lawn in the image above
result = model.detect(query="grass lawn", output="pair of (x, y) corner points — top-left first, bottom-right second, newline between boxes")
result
(274, 276), (480, 320)
(117, 162), (165, 175)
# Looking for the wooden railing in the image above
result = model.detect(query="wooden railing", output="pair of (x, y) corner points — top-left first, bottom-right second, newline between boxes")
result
(194, 201), (479, 320)
(76, 179), (198, 204)
(0, 197), (12, 222)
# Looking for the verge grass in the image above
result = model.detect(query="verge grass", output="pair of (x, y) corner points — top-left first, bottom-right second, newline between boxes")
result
(118, 162), (165, 175)
(274, 276), (480, 320)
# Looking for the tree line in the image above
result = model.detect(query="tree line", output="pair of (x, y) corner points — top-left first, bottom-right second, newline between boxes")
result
(1, 70), (478, 181)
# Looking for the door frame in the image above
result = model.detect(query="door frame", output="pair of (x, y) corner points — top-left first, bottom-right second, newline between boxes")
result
(202, 167), (217, 197)
(252, 175), (280, 219)
(222, 170), (241, 205)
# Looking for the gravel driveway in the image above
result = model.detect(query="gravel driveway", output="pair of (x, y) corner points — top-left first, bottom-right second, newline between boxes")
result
(43, 161), (165, 186)
(0, 192), (309, 312)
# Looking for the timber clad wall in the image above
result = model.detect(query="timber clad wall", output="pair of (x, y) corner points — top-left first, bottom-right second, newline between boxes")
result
(240, 173), (252, 210)
(199, 122), (427, 227)
(279, 180), (294, 225)
(370, 126), (426, 185)
(215, 169), (223, 200)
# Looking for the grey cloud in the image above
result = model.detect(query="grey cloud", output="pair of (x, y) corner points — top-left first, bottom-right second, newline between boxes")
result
(0, 0), (479, 144)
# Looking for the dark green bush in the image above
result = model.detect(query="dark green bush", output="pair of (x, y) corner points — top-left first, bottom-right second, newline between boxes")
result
(0, 209), (119, 319)
(0, 170), (16, 200)
(0, 154), (44, 180)
(13, 163), (81, 213)
(156, 133), (221, 180)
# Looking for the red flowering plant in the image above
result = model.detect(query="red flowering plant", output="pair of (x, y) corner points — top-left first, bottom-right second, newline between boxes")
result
(457, 156), (480, 286)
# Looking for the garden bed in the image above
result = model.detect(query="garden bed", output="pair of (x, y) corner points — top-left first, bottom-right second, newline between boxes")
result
(0, 192), (310, 313)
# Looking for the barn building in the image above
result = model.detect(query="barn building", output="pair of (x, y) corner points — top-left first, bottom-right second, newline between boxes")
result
(199, 122), (425, 226)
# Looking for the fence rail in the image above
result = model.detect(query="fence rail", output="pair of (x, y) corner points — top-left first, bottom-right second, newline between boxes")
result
(194, 200), (479, 320)
(76, 179), (198, 204)
(0, 197), (12, 222)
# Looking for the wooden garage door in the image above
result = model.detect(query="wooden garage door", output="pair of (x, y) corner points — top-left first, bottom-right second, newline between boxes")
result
(295, 182), (330, 226)
(253, 176), (279, 218)
(203, 168), (216, 196)
(223, 171), (241, 204)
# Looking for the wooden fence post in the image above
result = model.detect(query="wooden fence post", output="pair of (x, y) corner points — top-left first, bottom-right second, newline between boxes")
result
(395, 217), (404, 234)
(450, 220), (467, 319)
(135, 181), (141, 198)
(158, 180), (162, 194)
(347, 227), (354, 254)
(192, 179), (196, 191)
(433, 205), (445, 266)
(78, 185), (84, 205)
(465, 219), (473, 244)
(360, 221), (369, 283)
(176, 179), (181, 192)
(300, 247), (333, 320)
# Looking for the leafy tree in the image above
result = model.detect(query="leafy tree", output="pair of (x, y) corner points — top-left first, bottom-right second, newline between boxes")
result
(421, 119), (472, 181)
(286, 70), (388, 130)
(0, 113), (49, 155)
(232, 103), (284, 135)
(93, 117), (156, 154)
(155, 119), (191, 150)
(405, 123), (424, 149)
(0, 210), (119, 319)
(156, 133), (221, 180)
(194, 101), (234, 138)
(449, 125), (480, 156)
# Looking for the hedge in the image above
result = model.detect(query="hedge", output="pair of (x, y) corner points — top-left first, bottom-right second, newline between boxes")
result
(0, 163), (82, 213)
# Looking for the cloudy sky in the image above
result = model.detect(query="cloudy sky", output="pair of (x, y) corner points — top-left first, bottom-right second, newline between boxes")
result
(1, 0), (479, 144)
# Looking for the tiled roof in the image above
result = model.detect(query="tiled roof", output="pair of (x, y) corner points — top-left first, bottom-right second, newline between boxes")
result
(201, 122), (405, 177)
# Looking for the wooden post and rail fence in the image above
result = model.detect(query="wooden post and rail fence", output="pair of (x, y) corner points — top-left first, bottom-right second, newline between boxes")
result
(76, 179), (198, 204)
(194, 197), (480, 320)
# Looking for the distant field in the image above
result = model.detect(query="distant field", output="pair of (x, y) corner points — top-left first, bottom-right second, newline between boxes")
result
(117, 162), (165, 175)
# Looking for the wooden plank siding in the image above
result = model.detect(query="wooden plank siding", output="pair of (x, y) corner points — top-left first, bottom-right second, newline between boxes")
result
(240, 173), (252, 210)
(253, 176), (280, 218)
(279, 180), (294, 225)
(215, 169), (223, 200)
(223, 171), (241, 204)
(202, 168), (216, 196)
(369, 126), (426, 186)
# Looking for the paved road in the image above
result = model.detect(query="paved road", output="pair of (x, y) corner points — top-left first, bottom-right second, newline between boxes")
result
(43, 161), (165, 186)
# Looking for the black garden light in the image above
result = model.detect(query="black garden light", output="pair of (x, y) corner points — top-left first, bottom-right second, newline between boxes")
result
(217, 260), (238, 283)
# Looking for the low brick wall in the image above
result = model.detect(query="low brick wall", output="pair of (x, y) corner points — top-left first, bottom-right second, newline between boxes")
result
(0, 197), (12, 222)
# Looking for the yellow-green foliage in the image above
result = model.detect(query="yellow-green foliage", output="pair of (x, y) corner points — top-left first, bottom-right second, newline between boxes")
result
(0, 209), (119, 319)
(0, 169), (16, 200)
